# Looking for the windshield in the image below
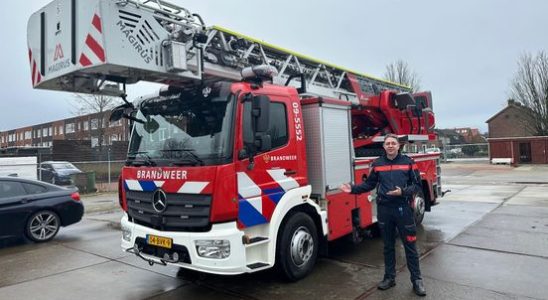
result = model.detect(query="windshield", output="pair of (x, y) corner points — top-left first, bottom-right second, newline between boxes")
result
(51, 162), (78, 170)
(127, 82), (235, 166)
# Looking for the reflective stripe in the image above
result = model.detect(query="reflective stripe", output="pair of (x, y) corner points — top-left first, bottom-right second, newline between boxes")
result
(374, 165), (409, 172)
(373, 164), (418, 172)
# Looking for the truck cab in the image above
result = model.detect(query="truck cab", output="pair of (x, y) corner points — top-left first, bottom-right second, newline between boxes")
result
(118, 80), (321, 279)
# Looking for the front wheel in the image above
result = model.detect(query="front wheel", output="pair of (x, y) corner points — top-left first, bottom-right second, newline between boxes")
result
(26, 210), (60, 242)
(276, 212), (319, 281)
(412, 191), (426, 225)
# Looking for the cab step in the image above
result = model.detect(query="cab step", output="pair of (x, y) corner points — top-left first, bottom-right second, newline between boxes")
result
(247, 262), (270, 270)
(244, 236), (270, 248)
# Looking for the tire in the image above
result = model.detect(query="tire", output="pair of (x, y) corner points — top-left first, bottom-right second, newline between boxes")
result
(412, 191), (426, 225)
(276, 212), (319, 281)
(26, 210), (60, 242)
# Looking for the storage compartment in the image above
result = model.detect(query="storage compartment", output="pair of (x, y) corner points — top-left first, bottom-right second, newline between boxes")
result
(302, 98), (353, 198)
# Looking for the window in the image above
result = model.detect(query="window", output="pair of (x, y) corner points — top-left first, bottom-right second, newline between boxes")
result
(91, 137), (98, 147)
(59, 125), (64, 135)
(91, 119), (98, 130)
(49, 127), (52, 136)
(23, 183), (47, 194)
(66, 123), (75, 133)
(243, 101), (288, 151)
(25, 131), (31, 140)
(42, 128), (48, 136)
(0, 181), (27, 198)
(84, 121), (89, 131)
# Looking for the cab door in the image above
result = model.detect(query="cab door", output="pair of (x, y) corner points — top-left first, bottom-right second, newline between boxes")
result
(234, 92), (307, 228)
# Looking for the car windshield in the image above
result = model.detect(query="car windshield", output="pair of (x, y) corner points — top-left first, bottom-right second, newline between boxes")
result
(127, 82), (235, 167)
(51, 162), (78, 170)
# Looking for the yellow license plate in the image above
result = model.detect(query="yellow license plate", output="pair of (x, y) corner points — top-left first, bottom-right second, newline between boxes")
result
(147, 234), (173, 249)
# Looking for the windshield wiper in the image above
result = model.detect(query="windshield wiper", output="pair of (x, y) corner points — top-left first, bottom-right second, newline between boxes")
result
(126, 151), (156, 166)
(161, 149), (205, 166)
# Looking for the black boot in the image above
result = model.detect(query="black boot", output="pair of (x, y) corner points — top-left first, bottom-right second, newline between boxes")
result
(413, 279), (426, 296)
(377, 278), (396, 290)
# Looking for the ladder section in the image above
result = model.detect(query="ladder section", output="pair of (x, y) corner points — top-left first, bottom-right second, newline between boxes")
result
(201, 26), (411, 100)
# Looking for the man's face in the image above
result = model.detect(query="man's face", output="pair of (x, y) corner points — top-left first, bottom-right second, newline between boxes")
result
(383, 137), (400, 157)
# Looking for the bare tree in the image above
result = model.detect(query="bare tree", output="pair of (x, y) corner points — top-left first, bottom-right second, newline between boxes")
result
(510, 51), (548, 136)
(72, 94), (118, 148)
(383, 59), (421, 92)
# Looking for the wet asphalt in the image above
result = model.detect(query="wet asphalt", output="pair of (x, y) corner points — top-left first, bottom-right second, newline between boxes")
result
(1, 162), (547, 299)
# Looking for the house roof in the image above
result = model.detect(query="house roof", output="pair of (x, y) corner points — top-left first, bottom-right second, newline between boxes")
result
(486, 102), (528, 123)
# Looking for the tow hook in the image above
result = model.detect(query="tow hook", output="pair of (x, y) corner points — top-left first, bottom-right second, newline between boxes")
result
(127, 245), (167, 266)
(127, 244), (180, 266)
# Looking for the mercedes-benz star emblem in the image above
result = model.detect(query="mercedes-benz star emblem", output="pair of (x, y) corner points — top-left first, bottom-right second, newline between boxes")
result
(152, 189), (167, 213)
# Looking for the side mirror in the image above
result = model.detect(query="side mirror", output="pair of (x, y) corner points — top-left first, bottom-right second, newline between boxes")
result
(110, 103), (134, 122)
(252, 95), (270, 133)
(110, 106), (125, 122)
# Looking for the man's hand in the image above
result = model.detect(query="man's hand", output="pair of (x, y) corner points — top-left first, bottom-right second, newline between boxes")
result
(386, 186), (402, 196)
(339, 183), (352, 193)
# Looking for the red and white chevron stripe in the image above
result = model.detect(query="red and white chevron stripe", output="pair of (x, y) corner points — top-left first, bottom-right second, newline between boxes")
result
(28, 48), (42, 86)
(79, 12), (105, 67)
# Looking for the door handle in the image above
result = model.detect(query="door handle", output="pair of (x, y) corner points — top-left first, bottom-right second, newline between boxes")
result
(284, 170), (297, 176)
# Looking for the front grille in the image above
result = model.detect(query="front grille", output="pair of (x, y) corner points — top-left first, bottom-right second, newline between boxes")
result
(126, 191), (212, 232)
(135, 237), (191, 264)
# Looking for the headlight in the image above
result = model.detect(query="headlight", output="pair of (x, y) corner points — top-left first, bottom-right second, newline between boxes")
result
(121, 225), (132, 241)
(195, 240), (230, 259)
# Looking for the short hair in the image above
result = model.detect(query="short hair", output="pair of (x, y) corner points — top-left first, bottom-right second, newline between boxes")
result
(384, 134), (399, 143)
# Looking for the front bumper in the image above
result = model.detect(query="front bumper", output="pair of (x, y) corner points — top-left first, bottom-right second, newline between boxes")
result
(121, 214), (247, 275)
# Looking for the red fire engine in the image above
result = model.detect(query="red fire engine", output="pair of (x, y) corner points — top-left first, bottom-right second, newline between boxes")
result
(28, 0), (443, 280)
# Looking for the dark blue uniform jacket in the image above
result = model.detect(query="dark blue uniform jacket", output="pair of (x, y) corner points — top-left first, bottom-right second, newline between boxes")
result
(351, 153), (422, 207)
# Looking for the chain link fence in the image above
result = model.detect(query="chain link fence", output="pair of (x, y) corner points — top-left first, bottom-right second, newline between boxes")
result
(0, 143), (128, 193)
(442, 143), (489, 161)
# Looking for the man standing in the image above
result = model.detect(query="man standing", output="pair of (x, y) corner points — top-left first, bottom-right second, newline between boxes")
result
(339, 134), (426, 296)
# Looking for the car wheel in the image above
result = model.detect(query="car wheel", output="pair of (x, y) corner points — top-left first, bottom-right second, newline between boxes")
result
(277, 212), (318, 281)
(26, 210), (60, 242)
(412, 191), (426, 225)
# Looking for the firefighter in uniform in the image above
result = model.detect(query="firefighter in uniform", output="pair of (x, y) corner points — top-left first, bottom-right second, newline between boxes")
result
(339, 134), (426, 296)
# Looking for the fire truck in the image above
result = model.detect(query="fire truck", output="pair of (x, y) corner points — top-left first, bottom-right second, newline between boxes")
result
(28, 0), (443, 280)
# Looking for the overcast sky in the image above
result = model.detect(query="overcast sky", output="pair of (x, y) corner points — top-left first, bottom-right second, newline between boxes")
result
(2, 0), (548, 133)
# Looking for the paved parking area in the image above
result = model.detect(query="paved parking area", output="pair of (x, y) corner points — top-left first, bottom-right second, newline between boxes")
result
(1, 163), (547, 299)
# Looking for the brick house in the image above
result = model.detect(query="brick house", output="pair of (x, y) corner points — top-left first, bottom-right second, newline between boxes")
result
(486, 99), (547, 164)
(0, 110), (130, 150)
(486, 99), (534, 138)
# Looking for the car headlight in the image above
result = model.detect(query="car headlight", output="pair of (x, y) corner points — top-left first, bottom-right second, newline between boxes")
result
(195, 240), (230, 259)
(121, 225), (132, 242)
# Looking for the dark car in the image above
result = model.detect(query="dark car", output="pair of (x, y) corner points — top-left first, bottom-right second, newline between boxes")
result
(0, 177), (84, 243)
(38, 161), (83, 185)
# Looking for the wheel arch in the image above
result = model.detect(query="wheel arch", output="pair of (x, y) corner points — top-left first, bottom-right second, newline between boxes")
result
(265, 185), (327, 267)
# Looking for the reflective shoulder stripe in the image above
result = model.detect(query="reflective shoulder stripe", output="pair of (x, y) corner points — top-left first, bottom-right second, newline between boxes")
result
(374, 165), (391, 172)
(374, 164), (411, 172)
